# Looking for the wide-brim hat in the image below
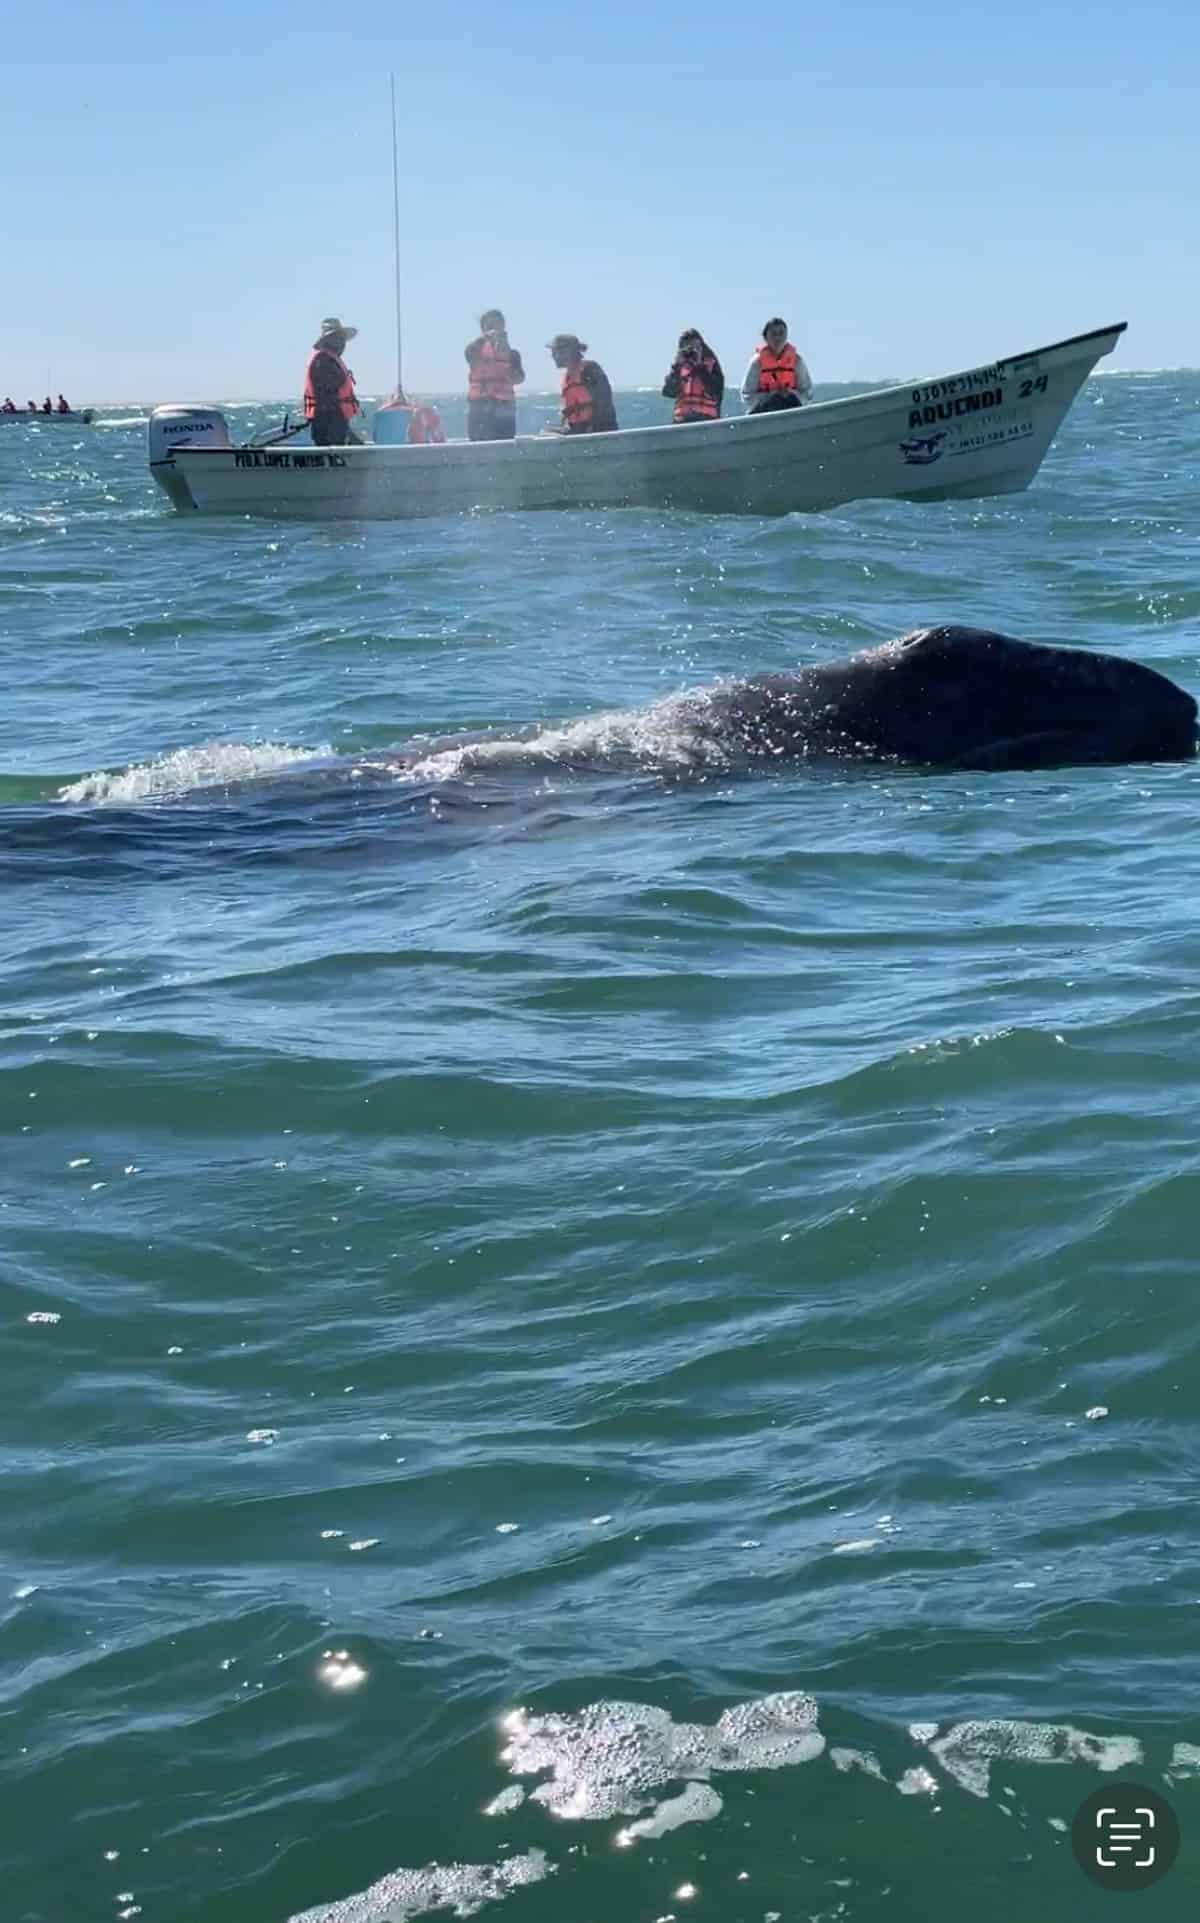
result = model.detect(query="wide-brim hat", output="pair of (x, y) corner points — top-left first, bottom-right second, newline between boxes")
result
(318, 316), (358, 341)
(547, 332), (585, 353)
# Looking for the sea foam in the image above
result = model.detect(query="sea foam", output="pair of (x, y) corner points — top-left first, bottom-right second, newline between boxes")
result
(57, 740), (328, 805)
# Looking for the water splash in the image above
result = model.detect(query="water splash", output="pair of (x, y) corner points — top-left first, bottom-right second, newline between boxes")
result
(57, 739), (329, 805)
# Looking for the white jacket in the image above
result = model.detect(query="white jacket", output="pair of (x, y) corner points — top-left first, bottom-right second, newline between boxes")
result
(741, 346), (814, 410)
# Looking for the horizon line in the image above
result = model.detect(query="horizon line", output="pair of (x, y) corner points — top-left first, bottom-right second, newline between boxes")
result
(48, 368), (1200, 409)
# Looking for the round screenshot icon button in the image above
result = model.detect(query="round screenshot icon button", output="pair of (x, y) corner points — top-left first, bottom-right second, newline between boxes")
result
(1071, 1782), (1180, 1891)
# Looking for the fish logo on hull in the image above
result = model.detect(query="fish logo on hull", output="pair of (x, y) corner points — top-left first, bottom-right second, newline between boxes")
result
(899, 432), (946, 466)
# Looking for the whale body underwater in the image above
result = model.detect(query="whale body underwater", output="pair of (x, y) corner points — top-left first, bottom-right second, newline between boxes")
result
(392, 625), (1198, 780)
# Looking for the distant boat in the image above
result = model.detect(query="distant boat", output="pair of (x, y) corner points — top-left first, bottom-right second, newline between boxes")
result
(1, 408), (94, 424)
(147, 323), (1125, 523)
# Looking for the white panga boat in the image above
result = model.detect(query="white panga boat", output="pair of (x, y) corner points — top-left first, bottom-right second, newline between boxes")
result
(148, 323), (1124, 523)
(2, 408), (94, 424)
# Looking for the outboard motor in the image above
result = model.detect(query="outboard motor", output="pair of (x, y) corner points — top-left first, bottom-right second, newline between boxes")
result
(148, 406), (231, 508)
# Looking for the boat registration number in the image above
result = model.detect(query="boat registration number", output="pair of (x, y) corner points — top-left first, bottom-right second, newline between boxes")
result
(233, 451), (348, 470)
(910, 366), (1001, 405)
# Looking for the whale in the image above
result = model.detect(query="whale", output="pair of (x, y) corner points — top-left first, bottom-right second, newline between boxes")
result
(387, 626), (1197, 783)
(682, 624), (1196, 771)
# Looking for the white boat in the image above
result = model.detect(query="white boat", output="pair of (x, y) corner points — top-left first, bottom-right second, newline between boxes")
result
(147, 323), (1124, 522)
(2, 408), (94, 424)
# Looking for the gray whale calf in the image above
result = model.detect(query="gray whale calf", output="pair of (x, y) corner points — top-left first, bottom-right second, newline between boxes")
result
(685, 624), (1197, 771)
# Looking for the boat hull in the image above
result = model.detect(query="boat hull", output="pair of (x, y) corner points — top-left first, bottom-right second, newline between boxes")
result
(1, 409), (94, 424)
(152, 326), (1124, 521)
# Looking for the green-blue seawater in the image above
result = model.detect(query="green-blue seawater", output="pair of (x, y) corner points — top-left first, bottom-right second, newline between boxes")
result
(2, 374), (1199, 1922)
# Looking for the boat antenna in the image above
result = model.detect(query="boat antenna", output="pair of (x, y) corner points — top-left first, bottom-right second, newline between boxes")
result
(390, 72), (404, 401)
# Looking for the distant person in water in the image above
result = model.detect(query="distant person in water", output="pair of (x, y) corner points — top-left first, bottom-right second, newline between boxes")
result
(741, 317), (813, 414)
(547, 334), (618, 434)
(56, 394), (71, 413)
(464, 309), (525, 442)
(303, 317), (363, 447)
(1, 398), (15, 413)
(42, 397), (53, 413)
(26, 401), (37, 414)
(662, 328), (724, 422)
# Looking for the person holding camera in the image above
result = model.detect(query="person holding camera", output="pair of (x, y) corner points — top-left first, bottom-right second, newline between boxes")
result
(465, 309), (526, 441)
(662, 329), (724, 423)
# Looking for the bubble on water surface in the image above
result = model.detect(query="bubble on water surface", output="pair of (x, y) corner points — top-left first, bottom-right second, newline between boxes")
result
(288, 1847), (552, 1923)
(925, 1721), (1142, 1799)
(499, 1691), (823, 1822)
(615, 1782), (723, 1845)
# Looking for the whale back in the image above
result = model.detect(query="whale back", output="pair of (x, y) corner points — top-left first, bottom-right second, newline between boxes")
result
(724, 625), (1198, 770)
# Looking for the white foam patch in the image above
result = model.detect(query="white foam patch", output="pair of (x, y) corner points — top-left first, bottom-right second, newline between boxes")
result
(897, 1767), (939, 1796)
(499, 1690), (824, 1823)
(395, 699), (728, 788)
(615, 1781), (723, 1845)
(830, 1748), (884, 1780)
(58, 740), (328, 805)
(927, 1721), (1143, 1800)
(288, 1848), (551, 1923)
(1168, 1742), (1200, 1779)
(482, 1787), (525, 1818)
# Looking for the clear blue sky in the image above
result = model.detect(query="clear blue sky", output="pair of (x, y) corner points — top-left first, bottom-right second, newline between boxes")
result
(4, 0), (1197, 402)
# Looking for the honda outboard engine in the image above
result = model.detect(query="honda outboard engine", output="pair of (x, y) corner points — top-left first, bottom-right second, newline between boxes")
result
(148, 406), (231, 508)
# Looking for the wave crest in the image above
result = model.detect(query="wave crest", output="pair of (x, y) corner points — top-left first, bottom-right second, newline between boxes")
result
(57, 740), (328, 805)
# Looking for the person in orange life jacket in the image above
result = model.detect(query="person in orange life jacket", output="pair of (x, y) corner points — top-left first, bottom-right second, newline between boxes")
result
(465, 308), (525, 442)
(741, 317), (813, 415)
(547, 334), (618, 434)
(304, 317), (363, 447)
(662, 328), (724, 423)
(56, 394), (71, 413)
(406, 403), (446, 445)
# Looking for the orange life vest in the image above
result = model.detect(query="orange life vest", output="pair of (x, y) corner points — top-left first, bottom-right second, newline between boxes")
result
(673, 355), (720, 422)
(408, 404), (446, 445)
(755, 342), (799, 393)
(560, 360), (593, 432)
(468, 338), (518, 406)
(303, 348), (359, 422)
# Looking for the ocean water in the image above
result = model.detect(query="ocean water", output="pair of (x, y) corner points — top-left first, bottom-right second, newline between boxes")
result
(2, 374), (1199, 1923)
